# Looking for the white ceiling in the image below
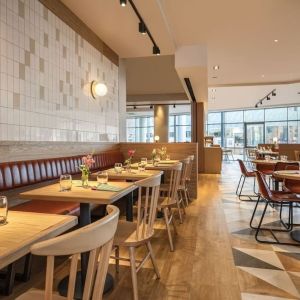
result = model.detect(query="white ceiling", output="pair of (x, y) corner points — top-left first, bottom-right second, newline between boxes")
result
(61, 0), (300, 86)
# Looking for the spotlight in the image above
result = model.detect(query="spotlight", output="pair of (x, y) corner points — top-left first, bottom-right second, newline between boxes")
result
(213, 65), (219, 70)
(139, 22), (147, 35)
(173, 104), (176, 108)
(120, 0), (127, 6)
(267, 96), (270, 100)
(150, 105), (153, 109)
(259, 100), (263, 104)
(153, 45), (160, 55)
(255, 104), (258, 108)
(133, 105), (136, 109)
(272, 91), (276, 96)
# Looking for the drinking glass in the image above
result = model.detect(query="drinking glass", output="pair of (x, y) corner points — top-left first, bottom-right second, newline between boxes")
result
(114, 163), (123, 174)
(280, 155), (287, 162)
(97, 171), (108, 184)
(0, 196), (8, 225)
(265, 155), (270, 161)
(60, 174), (72, 191)
(138, 162), (145, 172)
(141, 158), (147, 165)
(166, 154), (170, 160)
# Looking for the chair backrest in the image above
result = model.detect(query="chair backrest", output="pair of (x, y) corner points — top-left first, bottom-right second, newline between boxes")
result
(165, 162), (183, 205)
(186, 155), (194, 181)
(135, 173), (162, 241)
(30, 205), (119, 300)
(180, 157), (191, 186)
(237, 159), (250, 176)
(274, 162), (299, 171)
(255, 171), (273, 201)
(295, 150), (300, 161)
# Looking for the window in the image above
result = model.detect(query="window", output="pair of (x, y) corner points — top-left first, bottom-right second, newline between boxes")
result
(169, 105), (191, 142)
(126, 115), (154, 142)
(206, 105), (300, 148)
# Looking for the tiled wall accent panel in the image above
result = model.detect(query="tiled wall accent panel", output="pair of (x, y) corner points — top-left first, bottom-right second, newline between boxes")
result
(0, 0), (119, 142)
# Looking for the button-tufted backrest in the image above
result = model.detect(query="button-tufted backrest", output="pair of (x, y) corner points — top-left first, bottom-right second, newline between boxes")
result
(0, 151), (124, 192)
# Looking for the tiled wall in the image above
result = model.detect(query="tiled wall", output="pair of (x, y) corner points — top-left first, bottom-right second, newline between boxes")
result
(0, 0), (120, 142)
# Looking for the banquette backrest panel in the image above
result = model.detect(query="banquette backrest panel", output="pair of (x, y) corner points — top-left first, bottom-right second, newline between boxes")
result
(0, 151), (124, 192)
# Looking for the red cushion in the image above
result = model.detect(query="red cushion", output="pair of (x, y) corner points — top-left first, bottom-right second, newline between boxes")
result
(11, 200), (80, 215)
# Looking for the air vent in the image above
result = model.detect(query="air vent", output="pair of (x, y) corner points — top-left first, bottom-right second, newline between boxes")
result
(184, 78), (196, 102)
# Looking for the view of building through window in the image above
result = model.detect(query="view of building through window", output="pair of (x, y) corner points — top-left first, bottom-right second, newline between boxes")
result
(206, 106), (300, 148)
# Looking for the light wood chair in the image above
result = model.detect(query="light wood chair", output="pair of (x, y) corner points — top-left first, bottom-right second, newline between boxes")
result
(295, 150), (300, 161)
(112, 173), (162, 300)
(16, 205), (119, 300)
(178, 157), (191, 207)
(158, 162), (183, 251)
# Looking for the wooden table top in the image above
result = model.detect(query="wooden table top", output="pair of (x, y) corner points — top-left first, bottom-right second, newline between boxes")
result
(92, 169), (163, 181)
(252, 159), (299, 165)
(0, 211), (77, 269)
(257, 150), (279, 155)
(273, 170), (300, 181)
(131, 160), (180, 171)
(20, 180), (137, 205)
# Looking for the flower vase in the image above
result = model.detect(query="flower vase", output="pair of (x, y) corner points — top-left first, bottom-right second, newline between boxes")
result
(81, 173), (89, 188)
(125, 163), (131, 173)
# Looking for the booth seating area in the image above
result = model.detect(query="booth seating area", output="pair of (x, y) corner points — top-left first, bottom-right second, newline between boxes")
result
(0, 151), (124, 215)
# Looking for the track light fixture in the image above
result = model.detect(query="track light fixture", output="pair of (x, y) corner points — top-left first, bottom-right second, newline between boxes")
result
(120, 0), (127, 7)
(139, 22), (147, 35)
(133, 105), (136, 109)
(254, 89), (276, 108)
(123, 0), (160, 56)
(153, 45), (160, 55)
(173, 104), (176, 108)
(150, 105), (153, 109)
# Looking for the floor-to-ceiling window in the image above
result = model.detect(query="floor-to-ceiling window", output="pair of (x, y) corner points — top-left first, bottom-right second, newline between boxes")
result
(206, 105), (300, 148)
(169, 105), (191, 142)
(126, 111), (154, 142)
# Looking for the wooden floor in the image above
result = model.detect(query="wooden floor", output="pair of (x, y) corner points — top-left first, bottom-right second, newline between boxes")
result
(5, 162), (300, 300)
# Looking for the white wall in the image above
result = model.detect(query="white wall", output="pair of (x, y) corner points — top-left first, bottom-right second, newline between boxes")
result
(208, 83), (300, 111)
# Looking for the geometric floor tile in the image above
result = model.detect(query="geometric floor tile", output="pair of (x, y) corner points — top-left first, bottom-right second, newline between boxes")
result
(235, 247), (284, 270)
(241, 292), (296, 300)
(233, 248), (283, 270)
(277, 252), (300, 272)
(273, 245), (300, 254)
(238, 267), (300, 298)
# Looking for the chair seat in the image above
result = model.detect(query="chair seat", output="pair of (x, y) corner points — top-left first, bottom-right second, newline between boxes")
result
(270, 191), (300, 202)
(114, 220), (153, 247)
(158, 196), (176, 208)
(11, 200), (80, 215)
(16, 289), (66, 300)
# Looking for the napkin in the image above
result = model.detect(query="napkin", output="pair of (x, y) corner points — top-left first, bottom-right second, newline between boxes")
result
(92, 183), (123, 192)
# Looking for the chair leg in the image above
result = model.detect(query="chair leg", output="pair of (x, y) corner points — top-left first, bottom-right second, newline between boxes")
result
(129, 247), (139, 300)
(163, 207), (174, 251)
(236, 175), (243, 195)
(184, 188), (189, 207)
(176, 195), (184, 224)
(146, 241), (160, 279)
(3, 263), (16, 296)
(171, 210), (178, 236)
(115, 246), (120, 274)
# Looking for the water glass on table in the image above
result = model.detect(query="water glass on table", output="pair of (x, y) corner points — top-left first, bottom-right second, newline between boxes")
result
(0, 196), (8, 225)
(265, 155), (271, 161)
(114, 163), (123, 174)
(280, 155), (288, 162)
(60, 174), (72, 191)
(97, 171), (108, 184)
(166, 154), (170, 160)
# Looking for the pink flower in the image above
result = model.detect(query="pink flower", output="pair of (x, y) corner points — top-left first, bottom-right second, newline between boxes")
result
(128, 149), (135, 157)
(82, 154), (95, 168)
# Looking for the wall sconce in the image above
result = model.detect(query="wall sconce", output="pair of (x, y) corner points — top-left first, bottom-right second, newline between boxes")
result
(91, 80), (108, 99)
(154, 135), (160, 143)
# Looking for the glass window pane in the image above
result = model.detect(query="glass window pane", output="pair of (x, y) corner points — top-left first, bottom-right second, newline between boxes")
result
(176, 115), (191, 126)
(265, 121), (288, 143)
(207, 112), (221, 124)
(126, 118), (135, 127)
(224, 111), (243, 123)
(288, 121), (300, 143)
(224, 124), (244, 147)
(288, 106), (300, 121)
(265, 108), (287, 121)
(127, 127), (136, 142)
(207, 124), (222, 145)
(244, 109), (264, 122)
(175, 126), (191, 142)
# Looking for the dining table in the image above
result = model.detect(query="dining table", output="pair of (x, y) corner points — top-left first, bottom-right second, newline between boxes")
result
(19, 180), (137, 299)
(130, 160), (180, 171)
(0, 211), (77, 295)
(251, 159), (299, 166)
(271, 170), (300, 243)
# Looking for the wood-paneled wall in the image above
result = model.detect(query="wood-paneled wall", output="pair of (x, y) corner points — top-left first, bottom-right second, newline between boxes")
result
(119, 142), (198, 199)
(39, 0), (119, 66)
(0, 141), (119, 163)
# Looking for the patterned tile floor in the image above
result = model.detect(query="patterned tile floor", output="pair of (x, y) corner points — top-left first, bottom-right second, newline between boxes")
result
(221, 162), (300, 299)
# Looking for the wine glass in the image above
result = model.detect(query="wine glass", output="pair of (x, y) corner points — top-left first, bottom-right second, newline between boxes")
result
(97, 172), (108, 184)
(60, 174), (72, 191)
(0, 196), (8, 225)
(114, 163), (123, 174)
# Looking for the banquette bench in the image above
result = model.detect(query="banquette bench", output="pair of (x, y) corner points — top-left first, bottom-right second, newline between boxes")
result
(0, 150), (124, 214)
